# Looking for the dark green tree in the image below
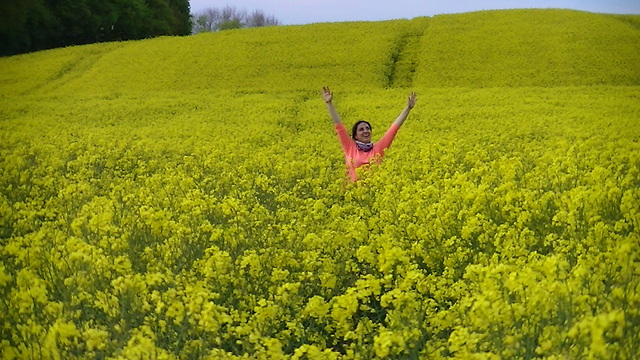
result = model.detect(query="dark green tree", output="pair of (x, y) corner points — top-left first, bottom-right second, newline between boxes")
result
(0, 0), (192, 56)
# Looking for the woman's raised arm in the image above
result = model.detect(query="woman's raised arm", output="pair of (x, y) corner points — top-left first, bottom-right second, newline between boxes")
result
(393, 92), (417, 127)
(322, 86), (342, 125)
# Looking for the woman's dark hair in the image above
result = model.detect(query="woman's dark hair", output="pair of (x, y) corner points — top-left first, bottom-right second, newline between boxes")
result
(351, 120), (372, 140)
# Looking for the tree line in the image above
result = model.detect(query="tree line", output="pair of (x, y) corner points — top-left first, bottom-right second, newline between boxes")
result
(191, 5), (280, 33)
(0, 0), (192, 57)
(0, 2), (281, 57)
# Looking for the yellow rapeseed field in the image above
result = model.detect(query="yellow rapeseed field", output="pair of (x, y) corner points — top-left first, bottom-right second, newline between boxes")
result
(0, 9), (639, 360)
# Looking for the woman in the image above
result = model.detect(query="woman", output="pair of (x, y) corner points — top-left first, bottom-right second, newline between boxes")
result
(322, 86), (416, 181)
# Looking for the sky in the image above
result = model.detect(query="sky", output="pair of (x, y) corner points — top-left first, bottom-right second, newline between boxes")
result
(189, 0), (640, 25)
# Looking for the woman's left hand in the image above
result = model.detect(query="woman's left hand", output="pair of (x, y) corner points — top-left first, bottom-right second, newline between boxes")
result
(407, 92), (417, 109)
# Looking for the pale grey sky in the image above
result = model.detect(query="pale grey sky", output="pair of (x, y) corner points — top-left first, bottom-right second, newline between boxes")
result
(189, 0), (640, 25)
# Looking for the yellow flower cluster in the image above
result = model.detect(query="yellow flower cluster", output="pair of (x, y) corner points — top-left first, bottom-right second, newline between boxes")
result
(1, 83), (637, 358)
(0, 8), (639, 360)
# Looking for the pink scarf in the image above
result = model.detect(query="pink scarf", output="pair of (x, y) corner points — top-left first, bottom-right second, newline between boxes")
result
(355, 141), (373, 152)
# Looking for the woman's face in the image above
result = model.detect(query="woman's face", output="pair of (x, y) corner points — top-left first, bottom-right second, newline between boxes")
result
(355, 122), (372, 143)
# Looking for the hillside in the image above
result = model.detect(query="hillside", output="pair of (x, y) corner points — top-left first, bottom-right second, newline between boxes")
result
(1, 9), (639, 360)
(0, 9), (639, 98)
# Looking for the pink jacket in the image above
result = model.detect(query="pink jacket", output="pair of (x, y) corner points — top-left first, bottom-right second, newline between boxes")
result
(335, 123), (400, 181)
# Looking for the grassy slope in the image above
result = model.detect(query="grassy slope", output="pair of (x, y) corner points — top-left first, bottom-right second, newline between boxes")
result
(416, 9), (640, 87)
(0, 9), (638, 98)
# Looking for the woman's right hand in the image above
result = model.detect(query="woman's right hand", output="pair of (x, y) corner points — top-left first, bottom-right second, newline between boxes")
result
(322, 86), (333, 103)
